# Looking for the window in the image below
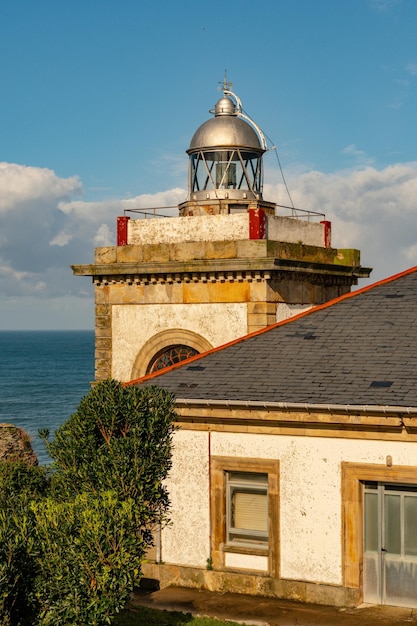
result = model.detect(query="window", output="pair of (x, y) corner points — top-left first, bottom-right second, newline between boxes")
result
(226, 472), (268, 547)
(147, 344), (199, 374)
(210, 457), (279, 577)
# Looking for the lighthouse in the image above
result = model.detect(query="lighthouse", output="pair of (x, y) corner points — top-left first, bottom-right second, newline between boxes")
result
(72, 81), (371, 383)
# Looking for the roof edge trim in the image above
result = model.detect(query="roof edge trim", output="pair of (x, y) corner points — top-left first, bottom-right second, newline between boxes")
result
(175, 398), (417, 415)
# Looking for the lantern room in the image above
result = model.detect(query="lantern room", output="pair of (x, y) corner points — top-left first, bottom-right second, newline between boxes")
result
(179, 82), (275, 216)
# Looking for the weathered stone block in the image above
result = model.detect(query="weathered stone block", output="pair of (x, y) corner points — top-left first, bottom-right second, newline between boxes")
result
(95, 337), (112, 350)
(236, 240), (267, 258)
(116, 245), (144, 263)
(96, 315), (111, 329)
(335, 248), (361, 266)
(95, 285), (110, 304)
(208, 282), (250, 303)
(95, 358), (111, 371)
(142, 243), (170, 263)
(247, 301), (276, 315)
(183, 282), (250, 304)
(247, 313), (273, 327)
(142, 283), (183, 304)
(205, 240), (237, 260)
(183, 283), (211, 304)
(95, 304), (110, 316)
(95, 326), (112, 338)
(95, 247), (117, 264)
(171, 242), (206, 261)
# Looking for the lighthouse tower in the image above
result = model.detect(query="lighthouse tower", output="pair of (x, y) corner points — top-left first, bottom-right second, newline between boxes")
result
(72, 81), (371, 383)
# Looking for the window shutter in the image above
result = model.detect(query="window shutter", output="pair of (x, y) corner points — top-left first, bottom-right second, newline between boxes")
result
(233, 491), (268, 532)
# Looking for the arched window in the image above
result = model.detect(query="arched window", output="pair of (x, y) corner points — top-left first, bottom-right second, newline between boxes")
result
(131, 329), (213, 380)
(147, 344), (199, 374)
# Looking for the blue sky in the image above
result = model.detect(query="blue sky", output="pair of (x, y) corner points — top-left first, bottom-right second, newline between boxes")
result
(1, 0), (417, 329)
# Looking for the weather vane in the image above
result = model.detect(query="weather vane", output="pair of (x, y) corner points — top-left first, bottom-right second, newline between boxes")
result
(218, 70), (232, 94)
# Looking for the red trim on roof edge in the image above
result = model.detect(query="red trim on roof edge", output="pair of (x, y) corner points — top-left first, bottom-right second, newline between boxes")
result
(124, 265), (417, 387)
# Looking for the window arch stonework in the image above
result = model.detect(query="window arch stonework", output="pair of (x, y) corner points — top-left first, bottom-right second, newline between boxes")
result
(130, 329), (213, 381)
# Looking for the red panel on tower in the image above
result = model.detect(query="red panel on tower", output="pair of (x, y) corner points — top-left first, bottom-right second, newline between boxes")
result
(117, 216), (130, 246)
(320, 220), (332, 248)
(249, 209), (266, 240)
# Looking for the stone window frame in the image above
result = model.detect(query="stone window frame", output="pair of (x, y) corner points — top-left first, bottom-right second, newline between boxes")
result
(130, 329), (213, 380)
(342, 462), (417, 601)
(211, 456), (279, 578)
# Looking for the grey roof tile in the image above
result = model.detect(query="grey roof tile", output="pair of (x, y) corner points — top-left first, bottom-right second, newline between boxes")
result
(135, 268), (417, 408)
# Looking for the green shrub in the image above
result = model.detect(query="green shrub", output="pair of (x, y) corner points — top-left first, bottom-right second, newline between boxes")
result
(34, 380), (176, 624)
(0, 460), (48, 505)
(32, 492), (146, 626)
(0, 462), (46, 625)
(0, 382), (175, 625)
(43, 381), (175, 516)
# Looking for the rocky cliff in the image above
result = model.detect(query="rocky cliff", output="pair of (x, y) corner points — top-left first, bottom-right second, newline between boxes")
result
(0, 423), (38, 465)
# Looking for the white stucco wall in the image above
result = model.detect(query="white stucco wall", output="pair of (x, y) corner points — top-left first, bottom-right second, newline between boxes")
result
(112, 303), (247, 381)
(162, 429), (210, 567)
(276, 302), (313, 323)
(127, 213), (326, 246)
(162, 429), (417, 584)
(266, 215), (325, 247)
(128, 214), (248, 244)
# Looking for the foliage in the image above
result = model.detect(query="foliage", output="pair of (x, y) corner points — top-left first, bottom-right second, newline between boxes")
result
(33, 380), (177, 624)
(0, 460), (48, 505)
(0, 462), (47, 626)
(0, 381), (176, 625)
(32, 492), (146, 626)
(43, 381), (176, 518)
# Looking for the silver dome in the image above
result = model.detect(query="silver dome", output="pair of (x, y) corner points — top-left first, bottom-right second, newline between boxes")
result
(188, 95), (264, 154)
(188, 116), (263, 153)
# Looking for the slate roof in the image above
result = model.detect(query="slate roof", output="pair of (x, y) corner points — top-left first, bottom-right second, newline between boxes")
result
(133, 267), (417, 409)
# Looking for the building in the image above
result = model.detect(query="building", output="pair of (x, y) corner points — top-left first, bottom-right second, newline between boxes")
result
(72, 81), (370, 383)
(132, 266), (417, 609)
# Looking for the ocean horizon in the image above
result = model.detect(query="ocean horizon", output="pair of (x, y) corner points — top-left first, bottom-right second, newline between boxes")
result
(0, 330), (95, 465)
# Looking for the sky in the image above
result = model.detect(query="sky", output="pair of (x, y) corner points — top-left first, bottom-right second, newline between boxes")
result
(1, 0), (417, 329)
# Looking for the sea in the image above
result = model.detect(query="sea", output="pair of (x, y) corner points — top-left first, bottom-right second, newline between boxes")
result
(0, 331), (95, 465)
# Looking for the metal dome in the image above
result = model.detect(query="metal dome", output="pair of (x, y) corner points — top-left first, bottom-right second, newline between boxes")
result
(188, 95), (264, 154)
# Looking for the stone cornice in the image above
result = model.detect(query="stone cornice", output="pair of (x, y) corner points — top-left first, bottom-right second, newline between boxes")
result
(72, 257), (370, 285)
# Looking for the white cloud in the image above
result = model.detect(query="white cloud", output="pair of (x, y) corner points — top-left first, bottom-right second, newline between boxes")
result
(2, 159), (417, 328)
(369, 0), (401, 12)
(406, 63), (417, 76)
(404, 243), (417, 262)
(389, 78), (411, 109)
(0, 163), (186, 318)
(94, 224), (113, 246)
(341, 144), (374, 167)
(0, 162), (81, 212)
(49, 231), (74, 247)
(265, 161), (417, 282)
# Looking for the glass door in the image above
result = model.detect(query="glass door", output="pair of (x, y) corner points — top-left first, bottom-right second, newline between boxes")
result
(364, 482), (417, 608)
